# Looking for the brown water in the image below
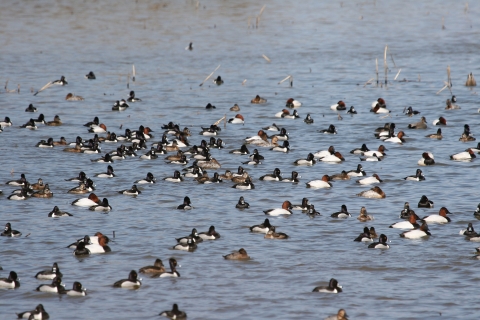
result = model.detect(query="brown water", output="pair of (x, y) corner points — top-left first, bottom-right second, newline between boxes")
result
(1, 1), (480, 319)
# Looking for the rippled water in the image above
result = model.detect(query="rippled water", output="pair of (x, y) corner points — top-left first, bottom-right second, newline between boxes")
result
(1, 1), (480, 319)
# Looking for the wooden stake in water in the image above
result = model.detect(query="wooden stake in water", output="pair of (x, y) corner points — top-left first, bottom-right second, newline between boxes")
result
(384, 45), (388, 85)
(132, 65), (136, 82)
(376, 58), (379, 86)
(199, 65), (221, 86)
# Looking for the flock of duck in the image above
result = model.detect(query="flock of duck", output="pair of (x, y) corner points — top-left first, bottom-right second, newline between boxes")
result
(1, 69), (480, 320)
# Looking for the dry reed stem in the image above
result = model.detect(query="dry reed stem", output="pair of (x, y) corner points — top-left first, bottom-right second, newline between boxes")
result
(199, 65), (221, 86)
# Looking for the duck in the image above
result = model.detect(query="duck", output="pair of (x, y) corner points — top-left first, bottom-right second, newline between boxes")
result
(230, 103), (240, 111)
(134, 172), (156, 184)
(475, 203), (480, 218)
(421, 207), (451, 224)
(263, 201), (293, 216)
(450, 148), (476, 160)
(319, 124), (337, 134)
(330, 100), (346, 111)
(305, 204), (321, 217)
(95, 165), (115, 178)
(118, 184), (141, 196)
(90, 153), (113, 163)
(281, 171), (300, 183)
(127, 90), (141, 102)
(16, 304), (49, 319)
(418, 195), (434, 208)
(350, 144), (370, 155)
(360, 153), (382, 162)
(433, 116), (447, 126)
(113, 270), (141, 289)
(276, 109), (300, 119)
(72, 241), (90, 256)
(156, 258), (180, 278)
(325, 309), (348, 320)
(405, 106), (420, 116)
(177, 196), (192, 210)
(199, 124), (219, 136)
(213, 75), (224, 85)
(7, 188), (29, 201)
(264, 226), (289, 239)
(228, 114), (244, 124)
(408, 116), (428, 129)
(459, 223), (478, 237)
(400, 222), (431, 239)
(353, 227), (372, 242)
(249, 135), (279, 148)
(286, 98), (302, 108)
(35, 138), (54, 148)
(53, 136), (68, 146)
(306, 175), (332, 188)
(363, 145), (387, 157)
(197, 157), (221, 169)
(357, 174), (382, 185)
(459, 133), (476, 142)
(294, 153), (316, 165)
(271, 140), (290, 152)
(48, 206), (73, 217)
(425, 128), (442, 139)
(371, 98), (387, 109)
(229, 144), (249, 155)
(6, 173), (28, 186)
(418, 152), (435, 166)
(235, 196), (250, 209)
(445, 98), (460, 110)
(176, 228), (204, 244)
(292, 197), (309, 211)
(31, 178), (45, 190)
(329, 171), (350, 181)
(198, 226), (220, 240)
(259, 168), (282, 181)
(404, 169), (425, 181)
(65, 92), (84, 101)
(183, 166), (203, 179)
(356, 186), (385, 199)
(139, 259), (165, 275)
(85, 71), (96, 79)
(331, 204), (351, 218)
(399, 202), (416, 219)
(319, 152), (345, 162)
(250, 219), (273, 233)
(20, 119), (37, 129)
(389, 213), (420, 229)
(163, 170), (183, 183)
(357, 207), (374, 221)
(63, 143), (82, 153)
(85, 234), (111, 253)
(88, 123), (107, 133)
(312, 278), (342, 293)
(232, 177), (255, 189)
(36, 276), (65, 293)
(64, 281), (87, 296)
(223, 248), (250, 260)
(273, 128), (289, 141)
(347, 164), (366, 177)
(368, 234), (390, 249)
(139, 148), (158, 160)
(245, 129), (269, 143)
(262, 123), (280, 131)
(465, 72), (477, 86)
(347, 106), (357, 114)
(243, 153), (263, 166)
(251, 95), (267, 104)
(0, 271), (20, 288)
(89, 198), (112, 212)
(25, 103), (37, 113)
(71, 193), (101, 207)
(31, 184), (53, 198)
(159, 304), (187, 320)
(0, 116), (12, 126)
(370, 104), (390, 113)
(304, 113), (314, 123)
(173, 238), (197, 252)
(112, 99), (130, 111)
(67, 182), (90, 194)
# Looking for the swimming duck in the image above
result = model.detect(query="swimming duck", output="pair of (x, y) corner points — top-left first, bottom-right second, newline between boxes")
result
(229, 144), (250, 155)
(230, 103), (240, 111)
(31, 184), (53, 198)
(465, 72), (476, 86)
(36, 276), (65, 293)
(324, 309), (348, 320)
(159, 304), (187, 320)
(95, 165), (115, 178)
(312, 278), (342, 293)
(347, 164), (366, 177)
(306, 175), (332, 188)
(85, 71), (96, 79)
(71, 193), (101, 207)
(353, 226), (373, 242)
(347, 106), (357, 114)
(259, 168), (282, 181)
(418, 195), (434, 208)
(319, 124), (337, 134)
(450, 148), (476, 160)
(432, 116), (447, 126)
(232, 177), (255, 189)
(139, 259), (165, 275)
(319, 151), (345, 163)
(235, 196), (250, 209)
(404, 169), (425, 181)
(330, 100), (346, 111)
(331, 204), (351, 218)
(389, 213), (420, 229)
(158, 258), (181, 278)
(228, 114), (244, 124)
(368, 234), (390, 249)
(16, 304), (49, 319)
(356, 174), (382, 185)
(304, 113), (314, 124)
(262, 123), (280, 131)
(25, 103), (37, 112)
(63, 281), (87, 296)
(198, 226), (220, 240)
(48, 206), (73, 217)
(405, 106), (420, 116)
(400, 222), (431, 239)
(384, 131), (407, 144)
(350, 144), (370, 155)
(357, 206), (374, 221)
(294, 153), (316, 165)
(305, 204), (321, 217)
(6, 173), (28, 186)
(425, 128), (442, 139)
(173, 238), (197, 252)
(286, 98), (302, 108)
(408, 116), (427, 129)
(329, 171), (350, 180)
(459, 223), (478, 237)
(264, 226), (289, 239)
(127, 90), (142, 102)
(356, 186), (385, 199)
(0, 271), (20, 288)
(89, 198), (112, 212)
(177, 196), (192, 210)
(281, 171), (300, 183)
(223, 248), (250, 260)
(118, 184), (141, 196)
(418, 152), (435, 166)
(65, 93), (84, 101)
(250, 219), (273, 233)
(263, 201), (293, 216)
(113, 270), (141, 289)
(251, 95), (267, 104)
(134, 172), (156, 184)
(20, 119), (37, 129)
(291, 197), (309, 211)
(445, 98), (460, 110)
(421, 207), (451, 224)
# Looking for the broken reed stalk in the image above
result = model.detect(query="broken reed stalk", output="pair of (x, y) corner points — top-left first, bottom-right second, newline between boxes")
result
(375, 58), (379, 86)
(364, 78), (374, 87)
(242, 79), (247, 85)
(390, 52), (396, 68)
(447, 65), (452, 87)
(384, 45), (388, 85)
(394, 69), (402, 81)
(132, 65), (136, 82)
(256, 5), (266, 28)
(127, 73), (130, 89)
(199, 65), (221, 86)
(278, 75), (291, 85)
(262, 54), (271, 63)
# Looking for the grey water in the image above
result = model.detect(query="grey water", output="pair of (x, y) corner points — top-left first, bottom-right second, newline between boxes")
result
(1, 0), (480, 319)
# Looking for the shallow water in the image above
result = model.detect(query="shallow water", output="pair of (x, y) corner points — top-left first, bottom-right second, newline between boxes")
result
(1, 0), (480, 319)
